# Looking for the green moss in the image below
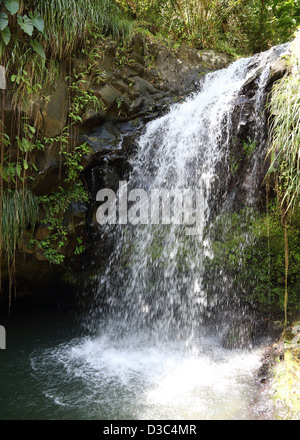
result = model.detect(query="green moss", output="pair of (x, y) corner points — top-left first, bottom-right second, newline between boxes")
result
(206, 203), (300, 315)
(243, 138), (257, 158)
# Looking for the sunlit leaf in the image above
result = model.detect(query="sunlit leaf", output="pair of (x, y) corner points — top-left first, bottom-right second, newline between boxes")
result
(29, 11), (44, 33)
(4, 0), (19, 15)
(1, 25), (10, 45)
(17, 14), (33, 36)
(0, 12), (8, 31)
(30, 39), (46, 59)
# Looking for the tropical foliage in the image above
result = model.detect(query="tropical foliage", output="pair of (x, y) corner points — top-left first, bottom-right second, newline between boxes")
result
(116, 0), (300, 54)
(0, 0), (299, 314)
(267, 30), (300, 215)
(265, 28), (300, 331)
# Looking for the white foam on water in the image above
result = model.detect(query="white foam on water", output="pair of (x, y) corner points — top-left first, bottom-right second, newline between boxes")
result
(31, 335), (269, 419)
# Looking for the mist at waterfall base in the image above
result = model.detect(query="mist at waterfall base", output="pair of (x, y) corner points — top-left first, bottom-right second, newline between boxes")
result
(1, 44), (290, 420)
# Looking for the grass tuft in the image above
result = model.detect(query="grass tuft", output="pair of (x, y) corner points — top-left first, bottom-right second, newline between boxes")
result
(0, 189), (38, 259)
(36, 0), (132, 59)
(267, 28), (300, 215)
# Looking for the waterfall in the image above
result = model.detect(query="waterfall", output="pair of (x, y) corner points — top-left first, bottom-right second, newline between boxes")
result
(28, 44), (290, 420)
(25, 45), (289, 420)
(86, 43), (289, 347)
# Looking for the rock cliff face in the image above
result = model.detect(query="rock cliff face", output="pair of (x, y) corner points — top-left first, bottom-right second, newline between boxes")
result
(217, 49), (289, 214)
(0, 34), (288, 308)
(0, 33), (231, 306)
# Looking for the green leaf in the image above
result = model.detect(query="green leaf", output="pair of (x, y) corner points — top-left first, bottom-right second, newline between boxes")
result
(29, 12), (44, 33)
(0, 166), (9, 182)
(0, 12), (8, 31)
(1, 25), (10, 45)
(4, 0), (19, 15)
(18, 137), (32, 152)
(17, 14), (33, 36)
(15, 163), (22, 177)
(26, 124), (36, 134)
(30, 39), (45, 59)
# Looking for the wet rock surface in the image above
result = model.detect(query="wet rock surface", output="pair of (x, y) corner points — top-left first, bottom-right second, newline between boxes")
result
(254, 318), (300, 420)
(1, 35), (232, 304)
(0, 36), (290, 309)
(222, 319), (255, 349)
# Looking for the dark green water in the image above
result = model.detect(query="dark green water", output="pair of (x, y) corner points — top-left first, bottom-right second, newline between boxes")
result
(0, 306), (275, 420)
(0, 307), (81, 419)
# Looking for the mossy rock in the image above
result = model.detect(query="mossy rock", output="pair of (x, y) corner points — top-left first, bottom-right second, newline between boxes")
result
(222, 320), (254, 349)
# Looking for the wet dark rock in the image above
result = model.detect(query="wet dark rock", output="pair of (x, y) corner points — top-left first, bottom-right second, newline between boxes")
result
(131, 61), (145, 76)
(131, 76), (158, 95)
(93, 84), (122, 109)
(257, 339), (284, 383)
(40, 78), (69, 137)
(116, 66), (138, 79)
(31, 166), (62, 196)
(128, 96), (145, 115)
(1, 34), (235, 305)
(83, 124), (121, 153)
(35, 224), (51, 241)
(215, 60), (284, 215)
(114, 79), (130, 94)
(222, 319), (254, 349)
(5, 35), (289, 308)
(269, 57), (289, 83)
(71, 201), (88, 218)
(82, 106), (107, 125)
(130, 51), (145, 65)
(129, 96), (157, 116)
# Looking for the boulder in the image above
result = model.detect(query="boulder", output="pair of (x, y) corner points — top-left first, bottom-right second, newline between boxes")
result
(131, 76), (157, 95)
(222, 320), (254, 349)
(198, 50), (231, 69)
(130, 51), (145, 65)
(35, 224), (51, 241)
(101, 53), (116, 71)
(131, 61), (145, 76)
(270, 57), (289, 82)
(114, 79), (130, 94)
(40, 78), (69, 137)
(94, 84), (122, 108)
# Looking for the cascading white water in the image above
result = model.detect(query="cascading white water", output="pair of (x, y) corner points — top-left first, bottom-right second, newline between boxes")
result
(89, 43), (289, 345)
(29, 44), (290, 420)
